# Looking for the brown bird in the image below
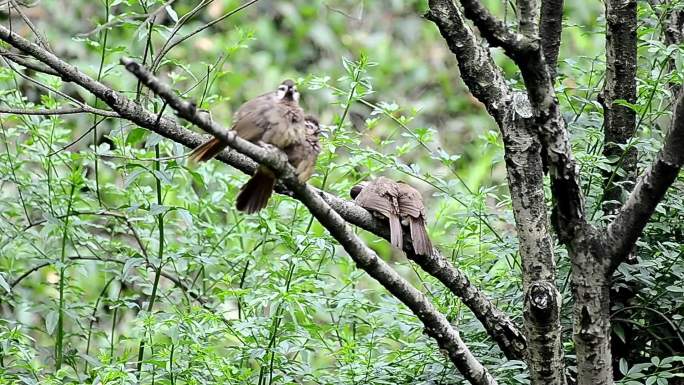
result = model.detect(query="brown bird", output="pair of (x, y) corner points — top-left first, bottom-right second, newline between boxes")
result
(350, 177), (433, 256)
(284, 115), (322, 183)
(189, 80), (307, 213)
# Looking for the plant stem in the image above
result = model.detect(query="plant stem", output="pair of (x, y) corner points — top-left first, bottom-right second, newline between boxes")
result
(55, 182), (76, 370)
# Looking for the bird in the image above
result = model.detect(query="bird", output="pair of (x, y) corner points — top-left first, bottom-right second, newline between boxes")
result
(350, 177), (433, 256)
(189, 79), (307, 213)
(284, 115), (322, 183)
(234, 115), (321, 213)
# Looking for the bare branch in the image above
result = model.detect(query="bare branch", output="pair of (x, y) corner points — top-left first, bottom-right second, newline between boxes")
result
(607, 89), (684, 271)
(517, 0), (540, 37)
(122, 57), (498, 385)
(539, 0), (564, 79)
(0, 48), (59, 76)
(425, 0), (512, 127)
(0, 106), (119, 117)
(600, 0), (638, 215)
(456, 0), (534, 57)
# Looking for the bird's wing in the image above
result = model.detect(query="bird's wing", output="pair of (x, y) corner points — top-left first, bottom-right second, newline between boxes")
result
(355, 179), (403, 250)
(397, 183), (427, 219)
(355, 188), (393, 217)
(232, 93), (276, 142)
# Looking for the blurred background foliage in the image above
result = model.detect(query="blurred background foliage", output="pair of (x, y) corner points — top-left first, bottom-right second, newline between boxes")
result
(0, 0), (682, 384)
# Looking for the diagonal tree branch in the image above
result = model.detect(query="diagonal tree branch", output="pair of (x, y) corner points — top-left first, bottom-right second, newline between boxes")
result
(0, 106), (119, 117)
(456, 0), (533, 57)
(607, 87), (684, 272)
(424, 0), (512, 128)
(0, 23), (525, 362)
(0, 23), (513, 384)
(0, 48), (60, 76)
(121, 57), (497, 385)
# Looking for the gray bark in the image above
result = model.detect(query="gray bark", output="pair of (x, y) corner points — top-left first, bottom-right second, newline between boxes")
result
(425, 2), (566, 384)
(601, 0), (638, 214)
(504, 104), (564, 385)
(569, 230), (612, 385)
(540, 0), (564, 79)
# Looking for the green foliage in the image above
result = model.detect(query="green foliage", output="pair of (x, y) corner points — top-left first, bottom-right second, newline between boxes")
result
(0, 0), (682, 384)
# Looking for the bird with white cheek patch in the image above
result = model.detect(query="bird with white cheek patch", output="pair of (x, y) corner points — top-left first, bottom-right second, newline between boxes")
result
(190, 79), (307, 213)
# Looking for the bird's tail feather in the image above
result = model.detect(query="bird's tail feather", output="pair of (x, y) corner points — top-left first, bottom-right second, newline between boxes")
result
(409, 217), (432, 256)
(189, 138), (226, 163)
(235, 167), (276, 214)
(389, 214), (403, 250)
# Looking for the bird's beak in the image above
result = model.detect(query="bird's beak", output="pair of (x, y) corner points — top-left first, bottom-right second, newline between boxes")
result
(283, 86), (295, 100)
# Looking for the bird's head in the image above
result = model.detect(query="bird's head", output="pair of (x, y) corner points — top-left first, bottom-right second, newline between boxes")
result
(276, 79), (299, 103)
(304, 115), (321, 136)
(349, 182), (369, 199)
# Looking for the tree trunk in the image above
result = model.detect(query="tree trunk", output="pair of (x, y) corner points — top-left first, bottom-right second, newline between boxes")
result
(502, 96), (565, 385)
(570, 231), (613, 385)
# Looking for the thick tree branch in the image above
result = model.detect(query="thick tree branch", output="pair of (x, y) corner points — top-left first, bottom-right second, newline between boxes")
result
(600, 0), (638, 215)
(607, 89), (684, 271)
(503, 112), (565, 385)
(456, 0), (534, 57)
(121, 58), (497, 385)
(451, 0), (586, 242)
(517, 0), (541, 37)
(425, 0), (512, 128)
(539, 0), (564, 79)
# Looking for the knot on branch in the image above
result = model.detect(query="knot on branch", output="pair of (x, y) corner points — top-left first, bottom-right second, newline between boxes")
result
(512, 92), (533, 118)
(526, 281), (560, 321)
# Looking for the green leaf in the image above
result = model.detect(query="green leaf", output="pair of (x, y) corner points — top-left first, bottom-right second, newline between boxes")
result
(620, 358), (629, 375)
(45, 311), (58, 335)
(165, 5), (178, 23)
(126, 127), (147, 145)
(124, 169), (147, 188)
(0, 273), (10, 294)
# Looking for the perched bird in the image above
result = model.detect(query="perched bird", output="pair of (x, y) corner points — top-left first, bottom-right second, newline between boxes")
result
(234, 115), (321, 213)
(284, 115), (322, 183)
(189, 80), (307, 213)
(350, 177), (433, 256)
